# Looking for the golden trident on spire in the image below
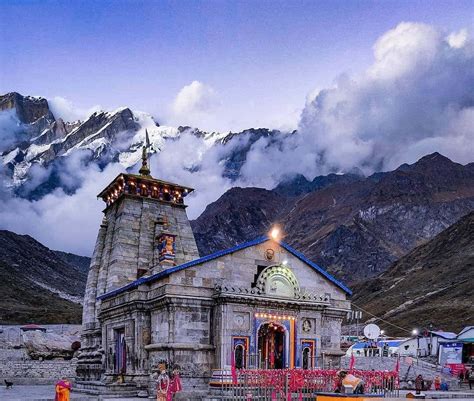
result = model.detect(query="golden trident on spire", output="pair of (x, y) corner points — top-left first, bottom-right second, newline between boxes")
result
(139, 129), (152, 177)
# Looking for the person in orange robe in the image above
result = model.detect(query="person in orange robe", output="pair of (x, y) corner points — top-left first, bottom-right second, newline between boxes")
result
(55, 378), (71, 401)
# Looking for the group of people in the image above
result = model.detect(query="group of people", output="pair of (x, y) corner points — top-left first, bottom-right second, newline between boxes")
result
(430, 367), (473, 392)
(363, 342), (380, 357)
(53, 369), (183, 401)
(459, 368), (473, 389)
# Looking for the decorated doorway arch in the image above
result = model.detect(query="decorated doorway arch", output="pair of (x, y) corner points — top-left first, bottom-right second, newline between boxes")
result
(257, 322), (287, 369)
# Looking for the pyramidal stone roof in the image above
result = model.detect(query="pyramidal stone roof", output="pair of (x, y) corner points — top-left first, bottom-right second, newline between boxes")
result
(98, 236), (352, 300)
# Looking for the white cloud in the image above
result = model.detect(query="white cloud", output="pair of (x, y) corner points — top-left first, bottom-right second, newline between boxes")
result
(0, 161), (124, 256)
(147, 131), (232, 219)
(48, 96), (101, 122)
(0, 109), (21, 152)
(447, 28), (468, 49)
(369, 22), (441, 80)
(173, 81), (218, 115)
(169, 81), (221, 130)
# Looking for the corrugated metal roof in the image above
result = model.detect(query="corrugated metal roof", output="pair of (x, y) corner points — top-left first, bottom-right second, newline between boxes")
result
(431, 331), (457, 339)
(98, 236), (352, 300)
(458, 326), (474, 336)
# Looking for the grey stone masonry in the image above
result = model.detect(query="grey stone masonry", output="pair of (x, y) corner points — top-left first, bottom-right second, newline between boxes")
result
(77, 171), (199, 386)
(0, 359), (77, 385)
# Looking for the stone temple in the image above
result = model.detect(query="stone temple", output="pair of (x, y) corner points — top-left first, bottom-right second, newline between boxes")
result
(75, 146), (352, 399)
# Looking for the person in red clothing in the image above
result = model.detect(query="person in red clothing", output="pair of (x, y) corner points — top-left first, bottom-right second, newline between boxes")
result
(55, 378), (71, 401)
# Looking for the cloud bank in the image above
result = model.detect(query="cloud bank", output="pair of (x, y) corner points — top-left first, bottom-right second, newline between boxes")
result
(48, 96), (102, 122)
(238, 23), (474, 187)
(0, 161), (124, 256)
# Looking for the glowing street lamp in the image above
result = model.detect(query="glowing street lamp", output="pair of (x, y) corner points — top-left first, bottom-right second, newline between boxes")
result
(412, 329), (418, 336)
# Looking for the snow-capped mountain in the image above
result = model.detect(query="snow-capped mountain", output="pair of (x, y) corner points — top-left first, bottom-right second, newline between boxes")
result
(0, 92), (281, 199)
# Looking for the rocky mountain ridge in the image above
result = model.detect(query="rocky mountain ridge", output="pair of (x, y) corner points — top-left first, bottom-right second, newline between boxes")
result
(0, 92), (285, 198)
(352, 211), (474, 334)
(0, 230), (90, 324)
(192, 153), (474, 284)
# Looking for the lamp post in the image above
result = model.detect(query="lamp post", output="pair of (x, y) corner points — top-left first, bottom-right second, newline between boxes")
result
(412, 329), (419, 357)
(429, 323), (433, 356)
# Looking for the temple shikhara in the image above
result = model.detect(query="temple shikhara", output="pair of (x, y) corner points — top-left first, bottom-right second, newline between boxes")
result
(75, 141), (352, 399)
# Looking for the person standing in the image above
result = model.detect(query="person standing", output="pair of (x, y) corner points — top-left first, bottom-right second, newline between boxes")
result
(466, 369), (472, 390)
(55, 377), (71, 401)
(415, 374), (424, 395)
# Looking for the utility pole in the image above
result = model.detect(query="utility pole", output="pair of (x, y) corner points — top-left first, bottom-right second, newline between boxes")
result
(429, 323), (433, 356)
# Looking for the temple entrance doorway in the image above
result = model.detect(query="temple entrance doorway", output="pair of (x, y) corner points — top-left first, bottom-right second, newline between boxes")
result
(114, 328), (126, 374)
(257, 322), (287, 369)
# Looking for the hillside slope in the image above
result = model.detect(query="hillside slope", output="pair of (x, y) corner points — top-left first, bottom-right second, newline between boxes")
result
(0, 230), (90, 324)
(352, 211), (474, 334)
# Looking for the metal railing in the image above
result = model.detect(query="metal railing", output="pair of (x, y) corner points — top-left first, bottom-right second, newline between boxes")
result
(213, 368), (399, 400)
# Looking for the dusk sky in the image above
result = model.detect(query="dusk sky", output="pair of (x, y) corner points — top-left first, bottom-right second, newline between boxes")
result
(1, 0), (472, 131)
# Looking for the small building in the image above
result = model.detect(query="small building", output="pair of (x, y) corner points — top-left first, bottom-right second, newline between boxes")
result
(345, 340), (406, 357)
(457, 326), (474, 367)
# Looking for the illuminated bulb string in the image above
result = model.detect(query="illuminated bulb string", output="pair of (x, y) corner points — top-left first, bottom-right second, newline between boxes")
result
(255, 313), (295, 321)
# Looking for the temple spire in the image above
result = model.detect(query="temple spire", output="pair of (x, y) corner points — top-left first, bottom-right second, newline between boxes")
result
(139, 129), (151, 177)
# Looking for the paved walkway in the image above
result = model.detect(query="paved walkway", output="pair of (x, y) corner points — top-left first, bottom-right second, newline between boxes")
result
(1, 385), (473, 400)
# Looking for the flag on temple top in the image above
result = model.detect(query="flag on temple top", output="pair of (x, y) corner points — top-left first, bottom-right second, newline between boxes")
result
(394, 356), (400, 373)
(231, 351), (237, 385)
(145, 129), (151, 148)
(349, 352), (355, 370)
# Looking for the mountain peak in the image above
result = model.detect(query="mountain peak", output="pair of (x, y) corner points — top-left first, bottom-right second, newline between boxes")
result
(0, 91), (54, 124)
(416, 152), (454, 165)
(395, 152), (461, 175)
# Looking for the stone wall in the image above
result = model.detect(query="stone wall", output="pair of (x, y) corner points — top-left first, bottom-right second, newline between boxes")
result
(0, 359), (77, 385)
(0, 324), (81, 384)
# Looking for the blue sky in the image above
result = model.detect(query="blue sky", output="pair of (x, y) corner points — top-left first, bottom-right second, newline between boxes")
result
(0, 0), (472, 131)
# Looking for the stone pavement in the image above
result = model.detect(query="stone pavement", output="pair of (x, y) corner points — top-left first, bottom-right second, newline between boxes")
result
(0, 385), (144, 401)
(1, 386), (474, 400)
(396, 390), (474, 400)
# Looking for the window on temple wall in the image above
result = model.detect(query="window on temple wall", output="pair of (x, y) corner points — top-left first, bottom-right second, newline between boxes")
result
(232, 337), (249, 369)
(234, 344), (245, 369)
